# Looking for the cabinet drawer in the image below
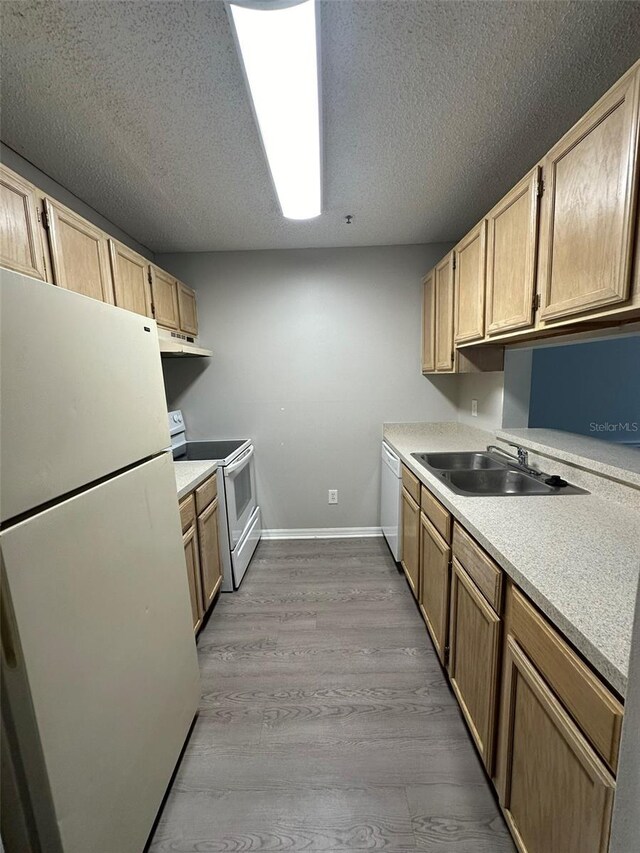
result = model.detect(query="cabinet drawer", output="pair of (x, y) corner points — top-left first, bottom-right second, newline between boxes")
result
(452, 522), (502, 612)
(178, 493), (196, 533)
(401, 464), (420, 504)
(195, 473), (217, 515)
(421, 484), (451, 543)
(507, 585), (623, 773)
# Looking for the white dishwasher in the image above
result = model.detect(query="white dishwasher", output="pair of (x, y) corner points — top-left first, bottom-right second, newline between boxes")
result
(380, 441), (402, 561)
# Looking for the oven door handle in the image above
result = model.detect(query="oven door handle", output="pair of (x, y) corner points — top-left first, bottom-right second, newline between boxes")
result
(225, 446), (254, 476)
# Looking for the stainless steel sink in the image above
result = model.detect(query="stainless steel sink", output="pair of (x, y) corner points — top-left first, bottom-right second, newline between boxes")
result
(444, 468), (558, 496)
(410, 450), (588, 497)
(415, 451), (504, 470)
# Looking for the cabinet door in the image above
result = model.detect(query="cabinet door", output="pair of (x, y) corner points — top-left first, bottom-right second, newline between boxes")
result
(421, 269), (436, 373)
(434, 252), (454, 371)
(454, 220), (487, 343)
(497, 637), (615, 853)
(539, 69), (640, 321)
(108, 240), (152, 318)
(177, 281), (198, 336)
(419, 513), (451, 665)
(44, 199), (114, 304)
(183, 523), (204, 634)
(150, 265), (180, 330)
(485, 168), (540, 335)
(0, 165), (47, 280)
(198, 497), (222, 610)
(448, 558), (501, 773)
(401, 487), (420, 598)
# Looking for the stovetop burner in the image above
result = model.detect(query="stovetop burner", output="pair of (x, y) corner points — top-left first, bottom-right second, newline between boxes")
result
(172, 440), (247, 462)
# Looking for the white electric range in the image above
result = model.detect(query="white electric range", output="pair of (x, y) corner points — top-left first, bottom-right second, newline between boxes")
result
(169, 410), (261, 590)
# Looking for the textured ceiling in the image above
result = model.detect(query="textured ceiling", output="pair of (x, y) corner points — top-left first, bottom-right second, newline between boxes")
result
(1, 1), (640, 252)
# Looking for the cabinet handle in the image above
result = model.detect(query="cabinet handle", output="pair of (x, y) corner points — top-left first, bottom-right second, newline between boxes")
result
(1, 594), (17, 669)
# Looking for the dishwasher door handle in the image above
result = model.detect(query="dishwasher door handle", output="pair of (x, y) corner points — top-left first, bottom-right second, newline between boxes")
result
(382, 442), (400, 474)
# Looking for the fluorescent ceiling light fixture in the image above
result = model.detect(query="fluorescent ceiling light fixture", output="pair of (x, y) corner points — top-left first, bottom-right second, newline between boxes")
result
(228, 0), (322, 220)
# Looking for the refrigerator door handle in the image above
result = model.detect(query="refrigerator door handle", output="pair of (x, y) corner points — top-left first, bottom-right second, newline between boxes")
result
(1, 592), (17, 669)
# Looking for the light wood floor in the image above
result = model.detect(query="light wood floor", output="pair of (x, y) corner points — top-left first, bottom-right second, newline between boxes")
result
(147, 537), (516, 852)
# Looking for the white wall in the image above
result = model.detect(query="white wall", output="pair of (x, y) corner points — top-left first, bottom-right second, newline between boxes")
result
(610, 572), (640, 852)
(160, 244), (458, 532)
(456, 372), (504, 432)
(502, 348), (533, 428)
(0, 143), (153, 260)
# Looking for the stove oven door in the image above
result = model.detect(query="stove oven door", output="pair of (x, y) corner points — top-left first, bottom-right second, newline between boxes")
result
(224, 446), (257, 548)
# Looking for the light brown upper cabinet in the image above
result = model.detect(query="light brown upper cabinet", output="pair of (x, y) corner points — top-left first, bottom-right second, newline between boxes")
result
(108, 240), (152, 318)
(0, 165), (209, 351)
(485, 167), (541, 336)
(539, 67), (640, 323)
(421, 269), (436, 373)
(434, 251), (455, 371)
(454, 220), (487, 343)
(44, 198), (114, 304)
(0, 164), (47, 281)
(177, 282), (198, 336)
(150, 265), (180, 330)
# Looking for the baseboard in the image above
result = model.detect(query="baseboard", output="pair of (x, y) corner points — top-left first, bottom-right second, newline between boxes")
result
(261, 526), (383, 540)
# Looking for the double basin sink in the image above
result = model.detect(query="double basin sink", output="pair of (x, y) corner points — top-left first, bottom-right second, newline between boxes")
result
(411, 451), (588, 497)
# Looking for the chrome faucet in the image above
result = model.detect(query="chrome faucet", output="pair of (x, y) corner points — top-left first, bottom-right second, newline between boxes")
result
(486, 443), (538, 475)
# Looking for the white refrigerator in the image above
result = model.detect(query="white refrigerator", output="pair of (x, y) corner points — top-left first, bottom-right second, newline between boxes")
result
(0, 270), (201, 853)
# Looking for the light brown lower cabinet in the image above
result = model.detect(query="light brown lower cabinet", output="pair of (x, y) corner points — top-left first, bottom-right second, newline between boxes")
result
(403, 470), (624, 853)
(198, 497), (223, 608)
(497, 636), (615, 853)
(178, 474), (222, 635)
(448, 557), (501, 773)
(182, 523), (204, 634)
(401, 486), (420, 598)
(419, 512), (450, 665)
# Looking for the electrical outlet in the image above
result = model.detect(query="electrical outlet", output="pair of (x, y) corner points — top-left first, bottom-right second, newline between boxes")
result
(471, 399), (478, 417)
(328, 489), (338, 504)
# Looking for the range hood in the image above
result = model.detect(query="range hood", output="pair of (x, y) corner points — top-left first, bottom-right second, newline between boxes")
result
(157, 328), (212, 358)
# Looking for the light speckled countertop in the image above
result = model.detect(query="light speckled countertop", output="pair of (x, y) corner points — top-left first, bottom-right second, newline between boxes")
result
(497, 427), (640, 488)
(384, 421), (640, 697)
(173, 460), (217, 500)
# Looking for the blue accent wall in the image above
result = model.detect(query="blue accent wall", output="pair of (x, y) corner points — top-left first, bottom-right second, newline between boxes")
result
(528, 335), (640, 444)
